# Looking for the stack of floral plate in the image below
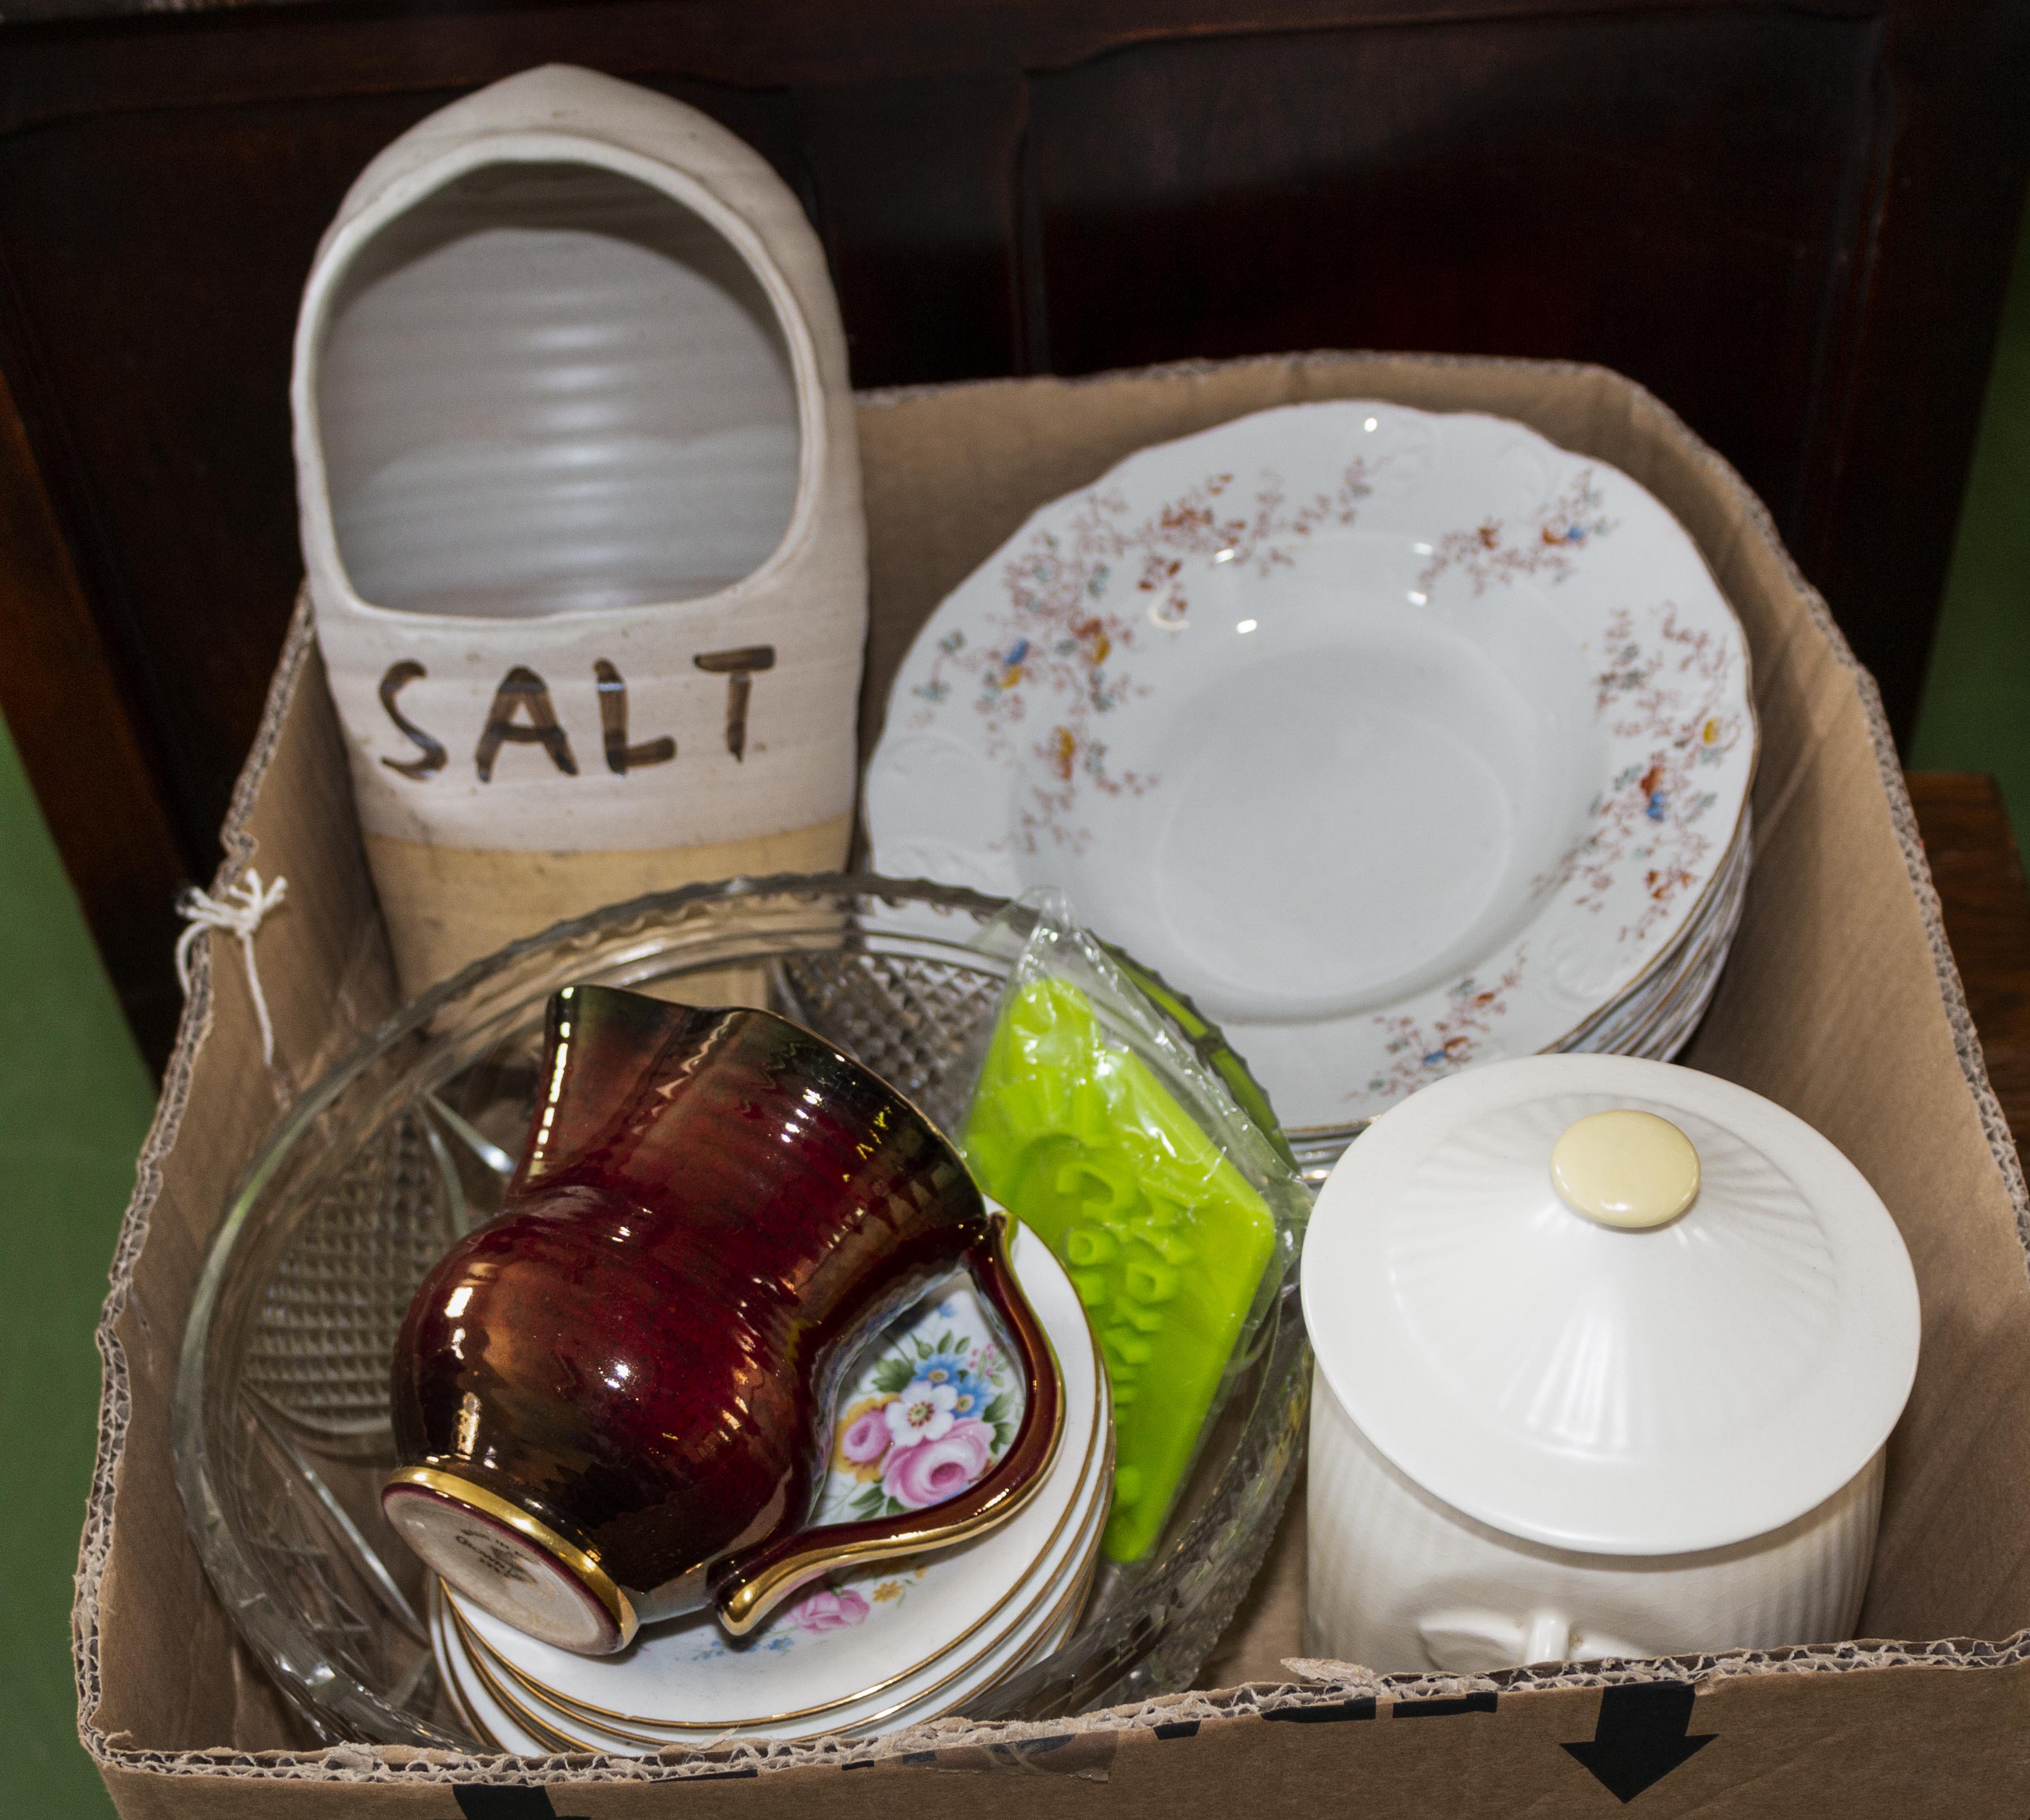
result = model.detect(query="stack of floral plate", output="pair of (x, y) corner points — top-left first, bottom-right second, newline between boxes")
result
(429, 1226), (1110, 1750)
(866, 400), (1758, 1168)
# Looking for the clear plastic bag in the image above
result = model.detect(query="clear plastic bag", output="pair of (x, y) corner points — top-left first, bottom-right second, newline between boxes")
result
(960, 889), (1309, 1562)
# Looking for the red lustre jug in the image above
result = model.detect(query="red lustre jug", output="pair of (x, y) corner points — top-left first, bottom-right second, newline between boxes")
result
(383, 984), (1064, 1655)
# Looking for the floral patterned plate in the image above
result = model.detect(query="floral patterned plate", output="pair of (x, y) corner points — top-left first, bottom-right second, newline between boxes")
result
(1567, 809), (1750, 1058)
(447, 1419), (1108, 1750)
(445, 1225), (1107, 1730)
(865, 401), (1755, 1131)
(434, 1474), (1102, 1752)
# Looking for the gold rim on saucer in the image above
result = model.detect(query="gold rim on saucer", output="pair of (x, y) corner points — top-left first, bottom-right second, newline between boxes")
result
(428, 1583), (491, 1745)
(427, 1579), (513, 1756)
(465, 1482), (1107, 1749)
(457, 1635), (591, 1755)
(465, 1450), (1112, 1753)
(464, 1459), (1103, 1745)
(936, 1527), (1103, 1710)
(473, 1308), (1107, 1731)
(907, 1436), (1111, 1731)
(518, 1479), (1106, 1750)
(477, 1382), (1104, 1735)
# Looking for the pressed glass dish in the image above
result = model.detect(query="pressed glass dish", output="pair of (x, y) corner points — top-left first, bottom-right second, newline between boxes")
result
(173, 875), (1309, 1749)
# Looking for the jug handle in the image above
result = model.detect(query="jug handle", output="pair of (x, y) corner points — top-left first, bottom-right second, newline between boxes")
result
(711, 1209), (1067, 1636)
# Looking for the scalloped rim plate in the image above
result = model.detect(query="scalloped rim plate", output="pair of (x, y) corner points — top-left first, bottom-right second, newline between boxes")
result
(867, 401), (1755, 1129)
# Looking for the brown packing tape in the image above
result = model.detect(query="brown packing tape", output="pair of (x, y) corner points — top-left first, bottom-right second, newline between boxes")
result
(77, 355), (2030, 1817)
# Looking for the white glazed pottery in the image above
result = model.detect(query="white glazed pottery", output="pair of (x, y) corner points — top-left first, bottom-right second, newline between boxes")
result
(447, 1452), (1106, 1750)
(1301, 1053), (1920, 1672)
(453, 1439), (1105, 1750)
(436, 1226), (1111, 1745)
(295, 66), (866, 995)
(865, 403), (1754, 1138)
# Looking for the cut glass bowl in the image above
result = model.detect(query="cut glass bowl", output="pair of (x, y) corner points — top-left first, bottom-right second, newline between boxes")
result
(173, 875), (1309, 1748)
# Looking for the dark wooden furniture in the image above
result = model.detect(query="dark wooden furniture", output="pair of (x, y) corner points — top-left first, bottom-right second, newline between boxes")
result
(1908, 772), (2030, 1156)
(0, 1), (2025, 1062)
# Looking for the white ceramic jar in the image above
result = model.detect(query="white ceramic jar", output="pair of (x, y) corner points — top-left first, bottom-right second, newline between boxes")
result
(292, 66), (866, 995)
(1302, 1054), (1920, 1673)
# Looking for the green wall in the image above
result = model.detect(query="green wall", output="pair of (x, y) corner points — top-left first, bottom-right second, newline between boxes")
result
(1912, 196), (2030, 850)
(0, 716), (150, 1819)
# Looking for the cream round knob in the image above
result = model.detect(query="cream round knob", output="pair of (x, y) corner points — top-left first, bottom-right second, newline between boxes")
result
(1551, 1109), (1700, 1230)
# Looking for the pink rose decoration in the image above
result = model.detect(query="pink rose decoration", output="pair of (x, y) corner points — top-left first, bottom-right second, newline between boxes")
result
(789, 1586), (870, 1633)
(882, 1417), (996, 1510)
(830, 1393), (896, 1482)
(841, 1407), (891, 1465)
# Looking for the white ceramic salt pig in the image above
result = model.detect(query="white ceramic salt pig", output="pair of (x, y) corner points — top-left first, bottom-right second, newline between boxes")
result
(1302, 1054), (1920, 1674)
(292, 65), (865, 995)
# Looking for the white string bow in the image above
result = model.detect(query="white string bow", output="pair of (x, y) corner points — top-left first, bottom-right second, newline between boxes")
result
(176, 870), (290, 1065)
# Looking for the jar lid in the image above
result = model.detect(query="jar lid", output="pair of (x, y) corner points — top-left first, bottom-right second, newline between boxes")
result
(1302, 1055), (1920, 1555)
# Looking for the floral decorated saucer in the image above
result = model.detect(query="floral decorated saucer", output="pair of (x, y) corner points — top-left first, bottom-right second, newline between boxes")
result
(442, 1225), (1107, 1735)
(442, 1419), (1106, 1749)
(434, 1473), (1101, 1751)
(865, 402), (1755, 1131)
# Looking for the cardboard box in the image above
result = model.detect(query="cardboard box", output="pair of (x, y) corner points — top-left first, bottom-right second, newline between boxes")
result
(77, 353), (2030, 1817)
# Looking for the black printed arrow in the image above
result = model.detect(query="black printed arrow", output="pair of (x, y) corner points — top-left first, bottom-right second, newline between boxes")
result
(1562, 1681), (1716, 1803)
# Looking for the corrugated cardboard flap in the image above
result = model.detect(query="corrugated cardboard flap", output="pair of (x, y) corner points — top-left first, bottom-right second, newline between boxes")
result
(77, 354), (2030, 1817)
